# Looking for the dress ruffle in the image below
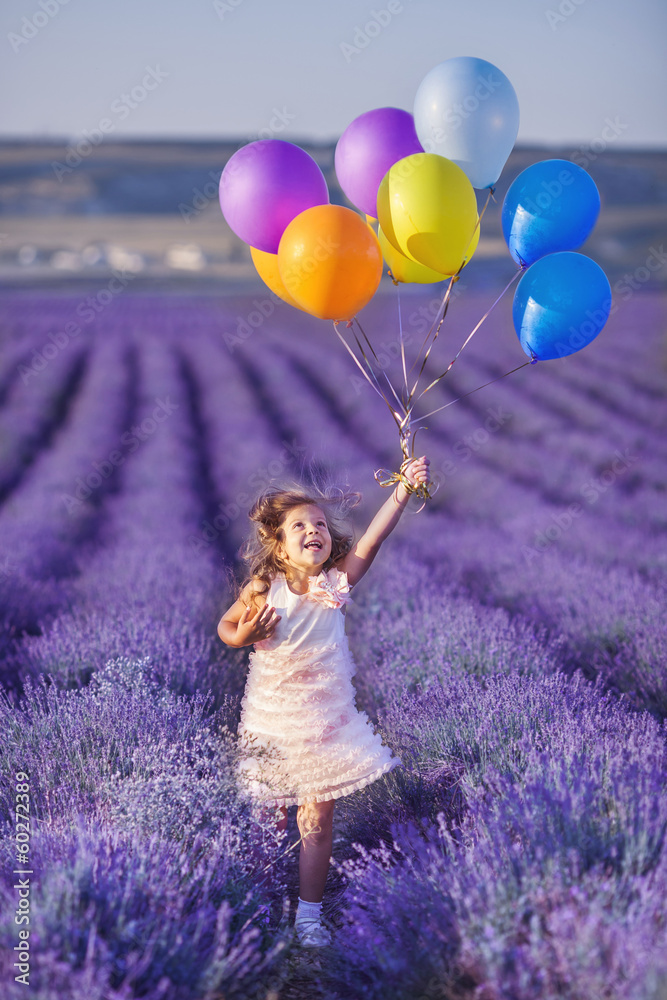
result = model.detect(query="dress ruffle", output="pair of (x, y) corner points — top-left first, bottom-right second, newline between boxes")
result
(237, 637), (401, 807)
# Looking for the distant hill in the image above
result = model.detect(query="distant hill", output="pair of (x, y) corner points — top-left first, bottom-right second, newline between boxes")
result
(0, 139), (665, 285)
(1, 138), (665, 215)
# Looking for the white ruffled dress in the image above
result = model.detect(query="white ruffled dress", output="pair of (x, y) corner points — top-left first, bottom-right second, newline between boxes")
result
(236, 566), (401, 807)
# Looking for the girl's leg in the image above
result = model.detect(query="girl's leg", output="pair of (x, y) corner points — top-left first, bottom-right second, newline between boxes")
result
(296, 799), (335, 902)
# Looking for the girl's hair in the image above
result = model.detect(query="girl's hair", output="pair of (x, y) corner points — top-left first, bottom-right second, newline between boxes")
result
(239, 479), (361, 598)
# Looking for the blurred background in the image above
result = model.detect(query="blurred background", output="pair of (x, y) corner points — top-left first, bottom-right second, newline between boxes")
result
(0, 0), (666, 291)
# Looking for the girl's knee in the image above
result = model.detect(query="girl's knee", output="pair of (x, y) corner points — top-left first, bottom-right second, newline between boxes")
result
(297, 799), (334, 840)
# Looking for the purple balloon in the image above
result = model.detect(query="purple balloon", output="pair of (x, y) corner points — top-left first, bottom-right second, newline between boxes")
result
(335, 107), (424, 217)
(219, 140), (329, 253)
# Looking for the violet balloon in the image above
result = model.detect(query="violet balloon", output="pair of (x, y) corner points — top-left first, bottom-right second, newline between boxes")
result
(335, 108), (423, 217)
(219, 140), (329, 254)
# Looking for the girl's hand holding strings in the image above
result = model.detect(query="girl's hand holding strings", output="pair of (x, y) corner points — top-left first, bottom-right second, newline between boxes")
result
(401, 455), (430, 494)
(236, 602), (281, 645)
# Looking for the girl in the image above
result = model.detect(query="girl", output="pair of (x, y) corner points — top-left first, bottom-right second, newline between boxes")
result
(217, 456), (430, 948)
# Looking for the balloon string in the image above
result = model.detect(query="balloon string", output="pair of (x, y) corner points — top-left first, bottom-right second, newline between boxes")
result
(333, 321), (407, 437)
(353, 316), (406, 416)
(409, 273), (457, 379)
(478, 185), (495, 224)
(417, 265), (526, 400)
(412, 358), (535, 426)
(333, 320), (390, 407)
(404, 191), (494, 392)
(396, 282), (409, 405)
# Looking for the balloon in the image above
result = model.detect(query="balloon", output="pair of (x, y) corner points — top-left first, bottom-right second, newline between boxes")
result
(413, 56), (519, 189)
(335, 107), (423, 217)
(376, 153), (479, 274)
(278, 205), (383, 320)
(513, 251), (611, 361)
(219, 140), (329, 253)
(377, 226), (448, 284)
(502, 159), (601, 266)
(250, 246), (305, 310)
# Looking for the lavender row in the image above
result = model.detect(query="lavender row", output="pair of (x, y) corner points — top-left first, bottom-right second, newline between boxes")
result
(6, 326), (240, 703)
(0, 334), (133, 658)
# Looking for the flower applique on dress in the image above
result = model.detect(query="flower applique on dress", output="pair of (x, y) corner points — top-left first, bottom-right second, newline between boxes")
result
(305, 567), (353, 610)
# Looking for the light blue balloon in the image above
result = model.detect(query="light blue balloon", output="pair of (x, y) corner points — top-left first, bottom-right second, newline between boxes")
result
(413, 56), (519, 189)
(502, 159), (601, 266)
(513, 252), (611, 361)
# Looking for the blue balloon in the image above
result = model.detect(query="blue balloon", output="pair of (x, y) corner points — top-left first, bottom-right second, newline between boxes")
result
(513, 252), (611, 361)
(502, 159), (600, 266)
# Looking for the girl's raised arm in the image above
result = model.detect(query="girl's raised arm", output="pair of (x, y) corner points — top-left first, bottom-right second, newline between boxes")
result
(340, 456), (430, 588)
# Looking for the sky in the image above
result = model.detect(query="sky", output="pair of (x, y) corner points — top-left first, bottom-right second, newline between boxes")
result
(1, 0), (665, 148)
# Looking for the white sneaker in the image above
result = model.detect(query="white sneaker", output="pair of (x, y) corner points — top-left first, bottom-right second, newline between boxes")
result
(295, 917), (332, 948)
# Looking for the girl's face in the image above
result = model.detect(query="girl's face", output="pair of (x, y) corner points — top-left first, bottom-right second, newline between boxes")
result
(278, 504), (332, 573)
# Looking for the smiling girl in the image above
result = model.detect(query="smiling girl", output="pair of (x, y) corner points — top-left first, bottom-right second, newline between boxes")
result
(217, 457), (430, 947)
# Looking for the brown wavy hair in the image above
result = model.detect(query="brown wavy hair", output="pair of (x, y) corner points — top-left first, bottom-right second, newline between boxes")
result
(239, 480), (362, 598)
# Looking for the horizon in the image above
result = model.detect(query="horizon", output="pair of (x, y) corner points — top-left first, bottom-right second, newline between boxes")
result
(1, 136), (666, 151)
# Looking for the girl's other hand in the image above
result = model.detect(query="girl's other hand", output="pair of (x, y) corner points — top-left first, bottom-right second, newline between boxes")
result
(236, 602), (281, 645)
(404, 455), (430, 488)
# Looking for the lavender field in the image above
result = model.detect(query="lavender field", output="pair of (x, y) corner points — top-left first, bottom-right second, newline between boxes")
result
(0, 280), (666, 1000)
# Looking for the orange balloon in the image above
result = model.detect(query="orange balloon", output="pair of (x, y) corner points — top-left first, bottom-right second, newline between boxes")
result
(278, 205), (383, 320)
(250, 246), (305, 310)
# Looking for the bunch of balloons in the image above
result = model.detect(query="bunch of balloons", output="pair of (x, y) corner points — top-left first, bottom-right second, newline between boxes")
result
(219, 54), (610, 361)
(219, 56), (522, 322)
(218, 55), (612, 487)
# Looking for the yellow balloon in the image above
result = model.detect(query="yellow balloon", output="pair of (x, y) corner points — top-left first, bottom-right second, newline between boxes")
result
(377, 225), (448, 284)
(377, 153), (479, 274)
(278, 205), (383, 321)
(250, 245), (305, 310)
